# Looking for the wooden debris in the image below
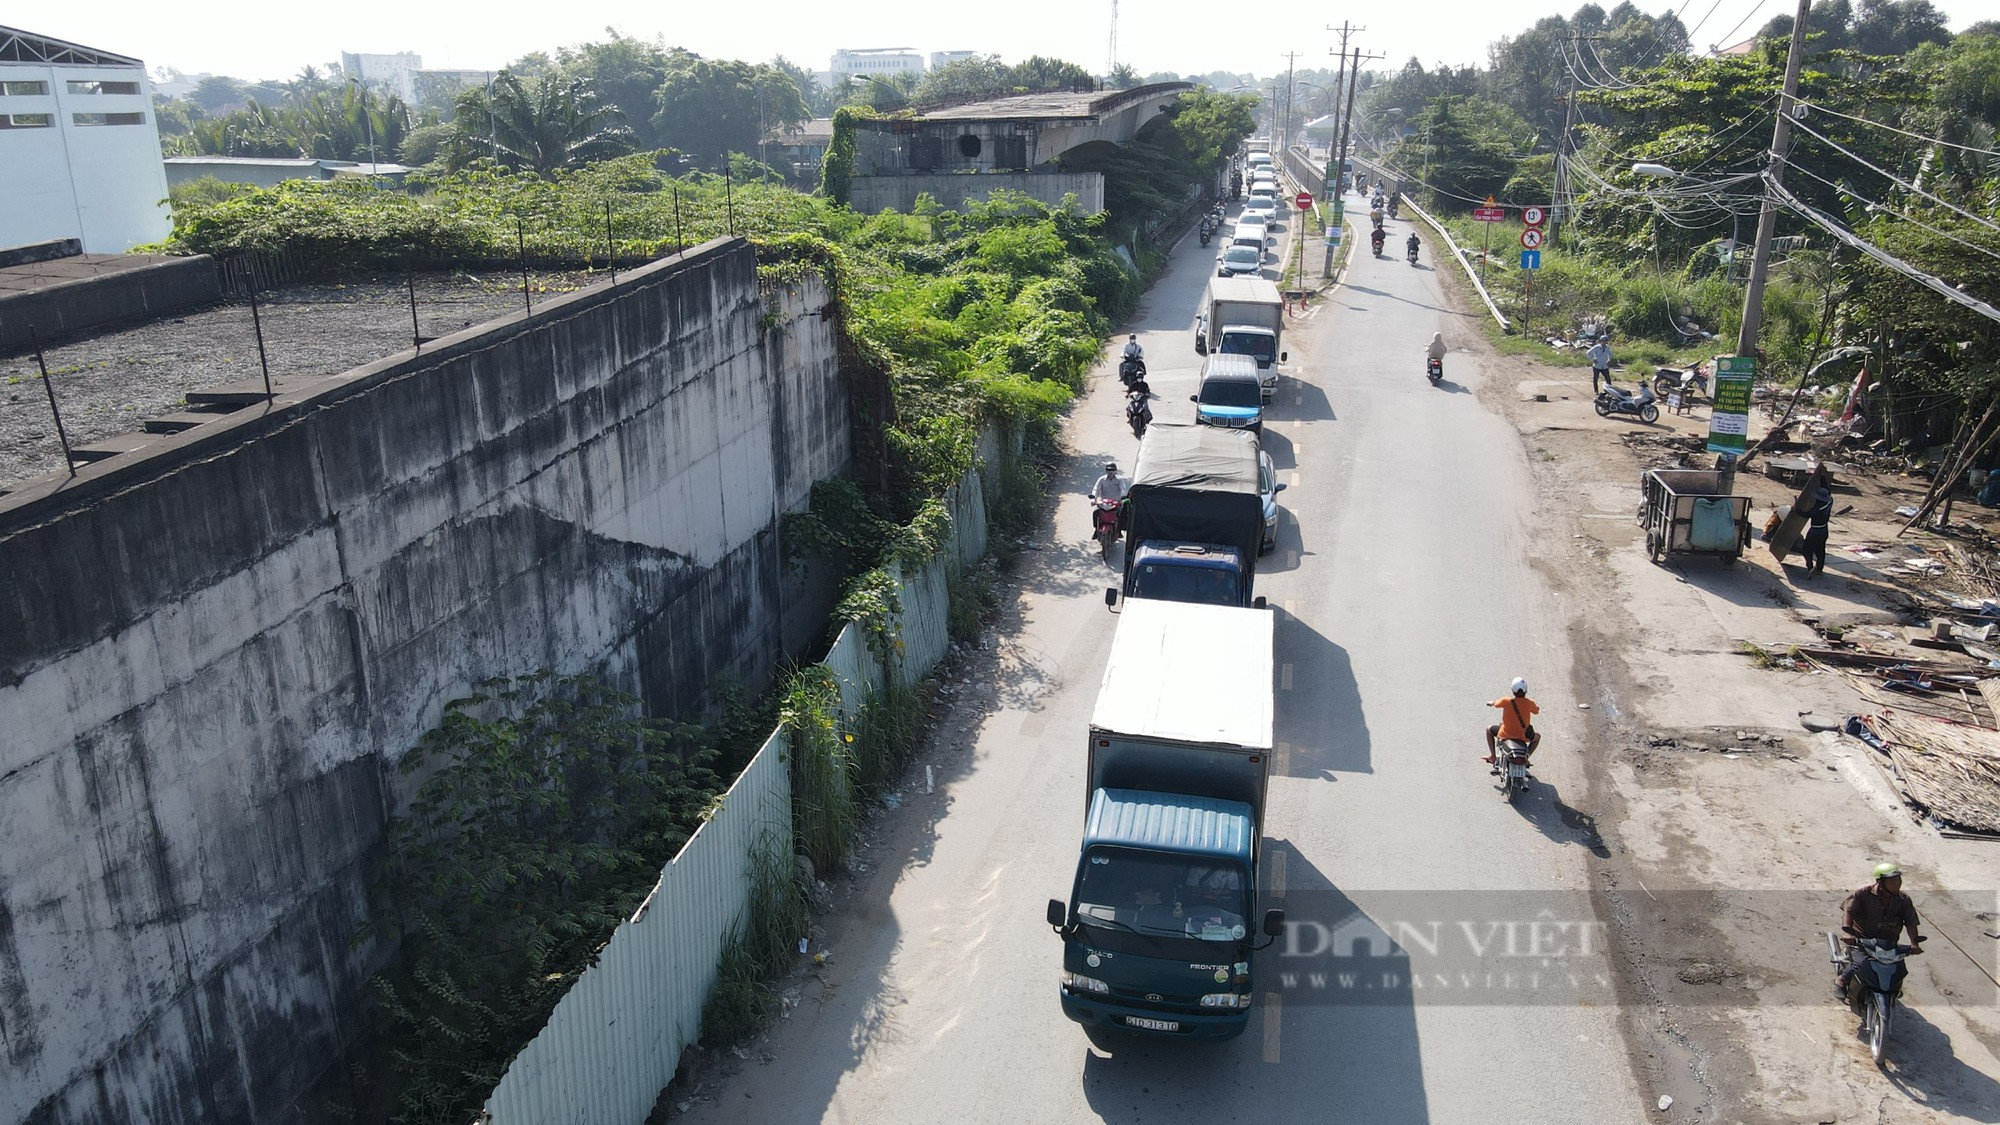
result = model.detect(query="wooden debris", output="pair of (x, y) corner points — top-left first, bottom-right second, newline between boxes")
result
(1868, 712), (2000, 836)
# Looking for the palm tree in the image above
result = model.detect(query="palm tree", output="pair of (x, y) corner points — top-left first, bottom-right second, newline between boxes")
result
(450, 72), (635, 174)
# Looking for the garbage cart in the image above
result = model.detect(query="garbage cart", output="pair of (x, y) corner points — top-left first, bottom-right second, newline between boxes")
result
(1637, 468), (1751, 563)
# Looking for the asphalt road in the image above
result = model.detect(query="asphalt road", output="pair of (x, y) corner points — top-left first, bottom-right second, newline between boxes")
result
(681, 191), (1648, 1123)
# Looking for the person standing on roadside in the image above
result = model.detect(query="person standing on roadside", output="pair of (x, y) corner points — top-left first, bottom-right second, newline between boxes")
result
(1587, 336), (1613, 393)
(1799, 482), (1834, 578)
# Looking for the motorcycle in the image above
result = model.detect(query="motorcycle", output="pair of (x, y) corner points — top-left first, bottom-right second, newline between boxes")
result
(1426, 355), (1443, 385)
(1406, 243), (1420, 266)
(1652, 363), (1711, 400)
(1387, 198), (1401, 220)
(1828, 932), (1923, 1063)
(1492, 738), (1531, 801)
(1118, 356), (1148, 388)
(1091, 497), (1123, 562)
(1594, 382), (1661, 424)
(1199, 228), (1211, 247)
(1370, 228), (1386, 257)
(1125, 390), (1152, 439)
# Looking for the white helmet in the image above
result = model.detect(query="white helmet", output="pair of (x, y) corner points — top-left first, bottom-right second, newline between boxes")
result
(1510, 677), (1529, 695)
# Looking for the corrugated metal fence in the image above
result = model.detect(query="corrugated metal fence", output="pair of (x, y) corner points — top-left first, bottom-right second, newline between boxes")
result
(481, 728), (792, 1124)
(481, 442), (992, 1123)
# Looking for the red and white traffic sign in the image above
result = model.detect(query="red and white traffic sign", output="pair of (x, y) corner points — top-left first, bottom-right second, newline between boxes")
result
(1472, 207), (1507, 222)
(1520, 228), (1545, 249)
(1294, 190), (1314, 211)
(1523, 205), (1547, 226)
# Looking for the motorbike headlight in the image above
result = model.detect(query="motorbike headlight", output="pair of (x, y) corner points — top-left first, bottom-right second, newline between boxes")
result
(1064, 972), (1111, 995)
(1199, 992), (1253, 1009)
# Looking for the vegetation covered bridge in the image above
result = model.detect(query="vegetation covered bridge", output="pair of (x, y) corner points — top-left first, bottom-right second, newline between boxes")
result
(841, 82), (1194, 214)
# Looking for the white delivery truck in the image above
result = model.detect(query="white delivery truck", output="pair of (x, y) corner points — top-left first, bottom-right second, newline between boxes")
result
(1195, 275), (1286, 401)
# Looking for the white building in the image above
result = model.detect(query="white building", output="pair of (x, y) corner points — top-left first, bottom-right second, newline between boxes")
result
(930, 50), (977, 69)
(0, 26), (172, 254)
(340, 50), (420, 102)
(830, 48), (924, 80)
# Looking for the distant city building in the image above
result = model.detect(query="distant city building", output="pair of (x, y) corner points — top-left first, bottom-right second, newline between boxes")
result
(164, 156), (411, 189)
(830, 48), (924, 79)
(930, 50), (977, 69)
(0, 25), (172, 253)
(340, 50), (420, 102)
(150, 65), (205, 99)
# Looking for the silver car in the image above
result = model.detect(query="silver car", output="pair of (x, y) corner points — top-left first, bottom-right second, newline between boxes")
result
(1259, 450), (1286, 553)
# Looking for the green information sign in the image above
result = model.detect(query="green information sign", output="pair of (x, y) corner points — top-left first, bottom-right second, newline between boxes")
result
(1708, 355), (1756, 456)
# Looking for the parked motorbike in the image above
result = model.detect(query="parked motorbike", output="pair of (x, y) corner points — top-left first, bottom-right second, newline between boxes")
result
(1492, 738), (1531, 801)
(1828, 932), (1923, 1064)
(1652, 363), (1711, 400)
(1118, 356), (1148, 388)
(1594, 382), (1661, 424)
(1370, 228), (1386, 257)
(1426, 355), (1443, 385)
(1125, 390), (1152, 439)
(1092, 497), (1123, 561)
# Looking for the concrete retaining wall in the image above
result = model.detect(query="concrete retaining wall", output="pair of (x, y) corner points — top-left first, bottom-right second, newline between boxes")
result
(0, 255), (223, 353)
(0, 237), (851, 1123)
(847, 171), (1104, 216)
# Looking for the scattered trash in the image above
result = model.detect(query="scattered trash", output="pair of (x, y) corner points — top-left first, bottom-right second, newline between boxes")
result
(1895, 506), (1920, 517)
(1658, 1095), (1674, 1111)
(926, 764), (935, 794)
(797, 937), (809, 955)
(1578, 703), (1590, 709)
(880, 792), (902, 809)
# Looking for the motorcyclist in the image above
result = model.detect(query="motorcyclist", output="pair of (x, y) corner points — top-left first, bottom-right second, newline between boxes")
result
(1089, 461), (1128, 534)
(1125, 389), (1153, 434)
(1121, 335), (1144, 362)
(1483, 677), (1541, 770)
(1387, 196), (1401, 219)
(1836, 863), (1923, 997)
(1370, 226), (1386, 255)
(1426, 332), (1447, 373)
(1406, 232), (1421, 261)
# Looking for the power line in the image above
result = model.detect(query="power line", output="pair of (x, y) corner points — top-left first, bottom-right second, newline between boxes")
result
(1771, 179), (2000, 325)
(1705, 0), (1774, 53)
(1790, 117), (2000, 235)
(1784, 161), (2000, 263)
(1798, 100), (2000, 158)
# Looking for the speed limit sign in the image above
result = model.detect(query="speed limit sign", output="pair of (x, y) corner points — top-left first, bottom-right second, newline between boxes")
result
(1523, 205), (1547, 226)
(1520, 228), (1545, 250)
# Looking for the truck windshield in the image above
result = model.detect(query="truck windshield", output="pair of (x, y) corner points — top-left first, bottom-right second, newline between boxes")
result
(1129, 561), (1241, 606)
(1076, 848), (1249, 942)
(1219, 331), (1276, 366)
(1200, 379), (1263, 408)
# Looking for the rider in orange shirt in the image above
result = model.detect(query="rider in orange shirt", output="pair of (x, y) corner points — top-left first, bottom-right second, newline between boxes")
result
(1484, 677), (1541, 770)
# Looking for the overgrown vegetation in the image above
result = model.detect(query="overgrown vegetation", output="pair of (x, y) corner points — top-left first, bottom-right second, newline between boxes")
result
(362, 673), (730, 1124)
(1357, 13), (1997, 450)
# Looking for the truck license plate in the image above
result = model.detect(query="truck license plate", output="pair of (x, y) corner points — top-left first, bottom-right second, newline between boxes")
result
(1125, 1016), (1179, 1032)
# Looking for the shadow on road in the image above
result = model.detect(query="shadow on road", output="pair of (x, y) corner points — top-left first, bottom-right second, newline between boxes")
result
(1510, 776), (1613, 857)
(1076, 857), (1431, 1124)
(1665, 552), (1787, 609)
(1883, 1005), (2000, 1121)
(1274, 616), (1371, 777)
(1289, 379), (1337, 423)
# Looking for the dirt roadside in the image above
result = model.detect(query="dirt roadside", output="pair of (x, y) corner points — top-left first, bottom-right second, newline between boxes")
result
(1439, 256), (2000, 1123)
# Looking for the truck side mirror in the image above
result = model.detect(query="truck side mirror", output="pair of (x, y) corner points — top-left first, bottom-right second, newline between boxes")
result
(1262, 909), (1286, 937)
(1104, 587), (1119, 607)
(1047, 898), (1068, 930)
(1195, 339), (1207, 356)
(1253, 596), (1267, 609)
(1273, 482), (1286, 493)
(1280, 351), (1289, 362)
(1189, 394), (1198, 403)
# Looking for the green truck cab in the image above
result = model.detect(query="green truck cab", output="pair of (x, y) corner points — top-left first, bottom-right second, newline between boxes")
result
(1048, 599), (1283, 1041)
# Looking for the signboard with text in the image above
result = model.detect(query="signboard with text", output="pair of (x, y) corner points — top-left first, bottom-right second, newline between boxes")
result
(1707, 355), (1757, 456)
(1472, 207), (1507, 222)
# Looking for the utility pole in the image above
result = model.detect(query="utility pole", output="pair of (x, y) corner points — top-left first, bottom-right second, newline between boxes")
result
(1324, 22), (1362, 194)
(1279, 51), (1301, 156)
(1737, 0), (1812, 362)
(1332, 49), (1383, 199)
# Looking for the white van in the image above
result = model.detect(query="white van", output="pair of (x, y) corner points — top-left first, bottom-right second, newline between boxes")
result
(1231, 220), (1269, 249)
(1246, 150), (1273, 169)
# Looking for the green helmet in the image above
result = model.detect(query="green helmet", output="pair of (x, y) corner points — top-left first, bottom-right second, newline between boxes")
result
(1874, 862), (1902, 880)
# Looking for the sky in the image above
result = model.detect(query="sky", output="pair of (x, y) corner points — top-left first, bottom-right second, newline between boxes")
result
(23, 0), (1984, 88)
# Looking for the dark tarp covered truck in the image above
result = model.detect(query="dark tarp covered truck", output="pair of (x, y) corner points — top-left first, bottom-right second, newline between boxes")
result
(1109, 423), (1265, 609)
